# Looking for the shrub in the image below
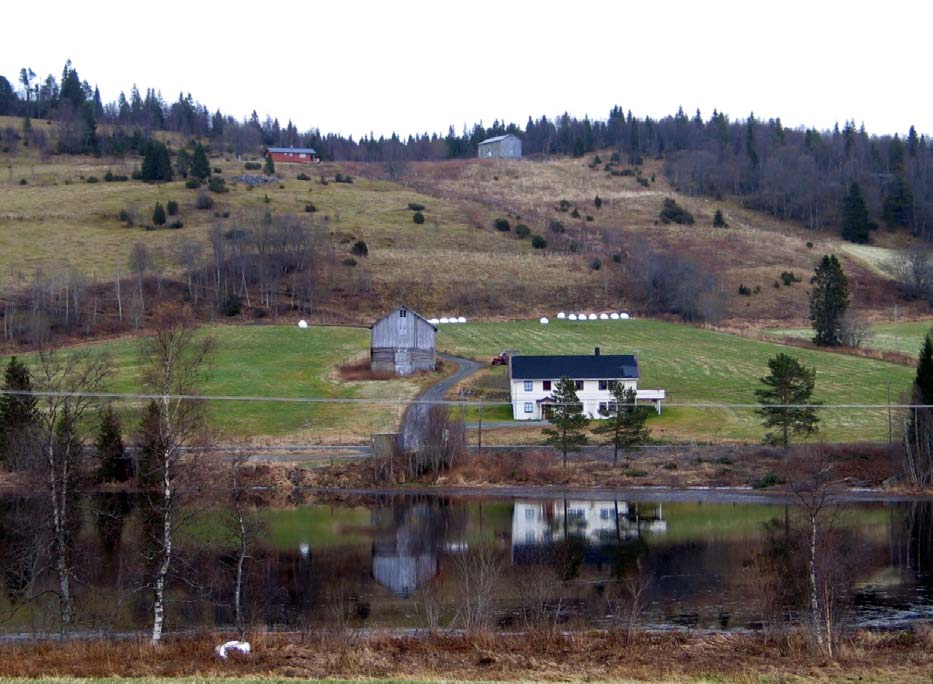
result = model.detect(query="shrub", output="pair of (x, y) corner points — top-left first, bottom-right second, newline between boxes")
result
(593, 154), (602, 165)
(514, 223), (531, 239)
(320, 175), (328, 185)
(166, 200), (179, 216)
(118, 209), (133, 226)
(263, 155), (275, 175)
(343, 257), (357, 266)
(591, 258), (602, 271)
(713, 208), (727, 227)
(213, 167), (222, 174)
(663, 462), (677, 470)
(103, 169), (128, 182)
(594, 194), (602, 209)
(168, 219), (183, 229)
(208, 176), (228, 193)
(304, 202), (317, 212)
(297, 172), (311, 181)
(335, 173), (353, 183)
(531, 234), (547, 249)
(806, 241), (813, 248)
(407, 202), (425, 211)
(570, 208), (581, 218)
(185, 177), (201, 189)
(351, 240), (369, 257)
(558, 199), (572, 212)
(152, 202), (166, 226)
(612, 253), (622, 263)
(585, 215), (593, 221)
(780, 271), (800, 286)
(130, 167), (142, 180)
(610, 152), (620, 163)
(738, 284), (751, 296)
(752, 472), (784, 489)
(86, 175), (99, 183)
(195, 192), (214, 210)
(494, 217), (511, 231)
(659, 198), (695, 225)
(413, 211), (425, 224)
(222, 294), (241, 317)
(548, 220), (565, 233)
(263, 194), (270, 203)
(637, 177), (649, 188)
(244, 161), (262, 171)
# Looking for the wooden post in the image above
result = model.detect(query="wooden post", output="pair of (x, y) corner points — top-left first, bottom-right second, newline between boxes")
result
(372, 432), (400, 483)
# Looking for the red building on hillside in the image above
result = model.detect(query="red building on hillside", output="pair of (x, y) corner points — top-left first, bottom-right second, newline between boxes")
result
(263, 146), (319, 163)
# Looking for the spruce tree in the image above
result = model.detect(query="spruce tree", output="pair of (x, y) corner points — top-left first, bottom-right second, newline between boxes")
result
(141, 140), (173, 182)
(542, 376), (589, 467)
(96, 405), (131, 483)
(713, 208), (727, 227)
(809, 255), (849, 346)
(263, 154), (275, 176)
(0, 357), (38, 466)
(755, 353), (821, 450)
(914, 334), (933, 405)
(136, 400), (164, 488)
(189, 143), (211, 180)
(841, 181), (872, 243)
(152, 202), (166, 226)
(592, 385), (649, 466)
(882, 175), (913, 229)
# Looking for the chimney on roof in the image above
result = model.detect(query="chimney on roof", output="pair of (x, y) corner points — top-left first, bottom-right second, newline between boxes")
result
(594, 347), (600, 356)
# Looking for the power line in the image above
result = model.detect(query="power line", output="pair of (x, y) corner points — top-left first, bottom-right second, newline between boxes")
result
(0, 388), (927, 410)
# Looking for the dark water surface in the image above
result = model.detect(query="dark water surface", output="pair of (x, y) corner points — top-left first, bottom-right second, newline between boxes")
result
(1, 491), (931, 636)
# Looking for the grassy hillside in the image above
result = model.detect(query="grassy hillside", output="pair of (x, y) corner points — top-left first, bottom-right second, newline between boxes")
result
(437, 319), (913, 443)
(1, 115), (914, 324)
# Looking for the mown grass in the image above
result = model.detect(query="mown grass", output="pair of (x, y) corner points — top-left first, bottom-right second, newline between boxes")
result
(3, 324), (432, 442)
(768, 319), (933, 357)
(437, 318), (914, 442)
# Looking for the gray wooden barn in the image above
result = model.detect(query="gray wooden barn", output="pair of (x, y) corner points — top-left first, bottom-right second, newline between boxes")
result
(370, 306), (437, 375)
(477, 133), (522, 159)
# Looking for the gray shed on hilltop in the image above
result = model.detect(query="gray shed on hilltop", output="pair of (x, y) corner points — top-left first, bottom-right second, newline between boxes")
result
(370, 306), (436, 376)
(478, 133), (522, 159)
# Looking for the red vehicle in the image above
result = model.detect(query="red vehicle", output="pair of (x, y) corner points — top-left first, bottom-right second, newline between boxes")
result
(491, 350), (518, 366)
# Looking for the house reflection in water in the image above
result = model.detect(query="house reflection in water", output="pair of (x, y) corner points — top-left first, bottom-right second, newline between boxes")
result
(512, 499), (667, 561)
(371, 502), (439, 597)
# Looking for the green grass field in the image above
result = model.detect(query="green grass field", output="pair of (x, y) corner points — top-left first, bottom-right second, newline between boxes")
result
(437, 318), (914, 442)
(4, 324), (432, 442)
(767, 319), (933, 357)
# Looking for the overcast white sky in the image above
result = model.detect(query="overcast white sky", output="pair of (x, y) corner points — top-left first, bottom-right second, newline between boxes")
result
(2, 0), (930, 138)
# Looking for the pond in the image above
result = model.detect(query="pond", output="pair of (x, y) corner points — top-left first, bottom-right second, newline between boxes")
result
(0, 491), (931, 637)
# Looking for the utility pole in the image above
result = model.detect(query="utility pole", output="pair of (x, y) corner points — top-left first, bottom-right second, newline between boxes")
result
(887, 380), (893, 445)
(894, 303), (899, 355)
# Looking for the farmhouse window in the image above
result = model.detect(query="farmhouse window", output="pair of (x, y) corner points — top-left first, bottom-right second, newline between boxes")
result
(525, 508), (535, 520)
(598, 402), (607, 414)
(575, 380), (584, 390)
(524, 380), (533, 392)
(598, 380), (608, 391)
(542, 380), (551, 391)
(524, 402), (533, 414)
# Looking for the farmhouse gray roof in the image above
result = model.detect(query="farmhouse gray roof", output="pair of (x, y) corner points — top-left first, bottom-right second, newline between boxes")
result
(510, 354), (639, 380)
(266, 146), (317, 154)
(478, 134), (516, 145)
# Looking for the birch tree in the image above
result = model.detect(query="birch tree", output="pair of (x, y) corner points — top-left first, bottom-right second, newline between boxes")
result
(138, 303), (214, 642)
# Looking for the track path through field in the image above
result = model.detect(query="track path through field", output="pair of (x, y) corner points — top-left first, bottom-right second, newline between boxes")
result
(400, 353), (483, 450)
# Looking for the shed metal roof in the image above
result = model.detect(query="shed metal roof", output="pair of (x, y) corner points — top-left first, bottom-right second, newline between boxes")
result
(266, 146), (317, 154)
(370, 305), (437, 331)
(478, 134), (517, 145)
(510, 354), (639, 380)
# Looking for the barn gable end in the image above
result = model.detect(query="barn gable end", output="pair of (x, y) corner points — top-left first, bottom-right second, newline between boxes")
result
(370, 306), (437, 376)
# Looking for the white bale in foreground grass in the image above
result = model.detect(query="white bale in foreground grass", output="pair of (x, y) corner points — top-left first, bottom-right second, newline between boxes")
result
(620, 313), (630, 320)
(556, 312), (566, 319)
(599, 313), (609, 320)
(428, 318), (440, 325)
(457, 316), (467, 323)
(215, 640), (251, 660)
(577, 313), (587, 320)
(297, 320), (309, 329)
(588, 313), (598, 320)
(610, 313), (620, 320)
(568, 314), (578, 321)
(439, 317), (449, 324)
(540, 317), (549, 324)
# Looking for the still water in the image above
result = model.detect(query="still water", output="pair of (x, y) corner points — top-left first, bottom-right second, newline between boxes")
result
(0, 491), (931, 635)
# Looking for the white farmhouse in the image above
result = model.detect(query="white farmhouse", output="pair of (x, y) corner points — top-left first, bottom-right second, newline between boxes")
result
(508, 348), (665, 420)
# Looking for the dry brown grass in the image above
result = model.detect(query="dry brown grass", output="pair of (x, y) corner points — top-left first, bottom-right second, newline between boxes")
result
(1, 628), (930, 682)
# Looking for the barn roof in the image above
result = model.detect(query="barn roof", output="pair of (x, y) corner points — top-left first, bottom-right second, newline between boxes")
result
(510, 354), (639, 380)
(266, 146), (317, 154)
(370, 305), (437, 331)
(478, 134), (517, 145)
